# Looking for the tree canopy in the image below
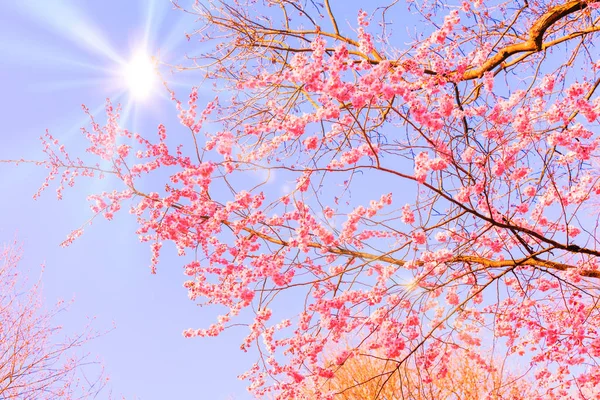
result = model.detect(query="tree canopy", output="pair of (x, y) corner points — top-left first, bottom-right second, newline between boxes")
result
(13, 0), (600, 398)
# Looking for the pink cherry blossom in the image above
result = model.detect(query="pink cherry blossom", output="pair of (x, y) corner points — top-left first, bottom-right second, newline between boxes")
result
(16, 0), (600, 398)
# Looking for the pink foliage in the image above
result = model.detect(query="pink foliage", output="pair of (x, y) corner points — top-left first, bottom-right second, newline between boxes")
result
(18, 0), (600, 398)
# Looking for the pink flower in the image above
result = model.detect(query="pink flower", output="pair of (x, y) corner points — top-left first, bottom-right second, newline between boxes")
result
(303, 136), (319, 150)
(414, 152), (430, 183)
(412, 230), (427, 245)
(435, 232), (447, 242)
(401, 204), (415, 224)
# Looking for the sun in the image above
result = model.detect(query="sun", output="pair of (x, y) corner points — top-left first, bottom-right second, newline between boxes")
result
(121, 51), (157, 101)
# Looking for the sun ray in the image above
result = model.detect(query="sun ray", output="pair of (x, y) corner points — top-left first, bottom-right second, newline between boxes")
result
(143, 0), (161, 50)
(31, 78), (116, 93)
(10, 1), (123, 64)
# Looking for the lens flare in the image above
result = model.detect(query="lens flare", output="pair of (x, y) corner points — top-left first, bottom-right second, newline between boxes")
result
(122, 52), (157, 100)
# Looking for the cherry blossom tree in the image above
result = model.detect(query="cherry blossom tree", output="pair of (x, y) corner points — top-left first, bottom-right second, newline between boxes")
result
(0, 242), (106, 399)
(8, 0), (600, 398)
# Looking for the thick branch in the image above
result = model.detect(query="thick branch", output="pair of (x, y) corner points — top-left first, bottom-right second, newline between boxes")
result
(237, 222), (600, 279)
(462, 0), (597, 79)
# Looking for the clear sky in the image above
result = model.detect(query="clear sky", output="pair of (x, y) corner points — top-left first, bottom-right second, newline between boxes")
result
(0, 1), (254, 398)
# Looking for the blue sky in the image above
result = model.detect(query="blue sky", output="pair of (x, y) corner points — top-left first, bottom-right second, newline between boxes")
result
(0, 1), (255, 398)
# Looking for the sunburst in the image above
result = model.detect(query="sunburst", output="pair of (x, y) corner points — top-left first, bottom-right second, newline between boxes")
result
(121, 51), (157, 101)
